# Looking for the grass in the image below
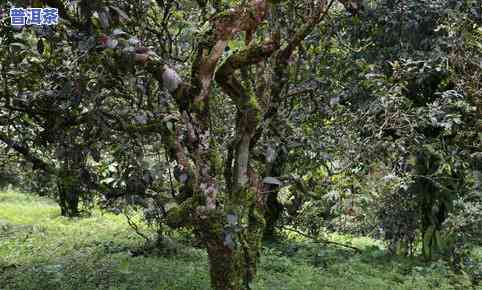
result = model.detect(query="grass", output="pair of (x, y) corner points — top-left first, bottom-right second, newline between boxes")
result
(0, 191), (480, 290)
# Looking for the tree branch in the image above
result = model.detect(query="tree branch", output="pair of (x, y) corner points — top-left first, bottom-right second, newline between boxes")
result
(0, 132), (57, 174)
(283, 226), (362, 253)
(251, 0), (335, 148)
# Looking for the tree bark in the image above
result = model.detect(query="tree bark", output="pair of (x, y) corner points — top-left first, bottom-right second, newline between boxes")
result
(263, 188), (283, 239)
(201, 198), (265, 290)
(57, 170), (80, 217)
(207, 240), (262, 290)
(206, 237), (249, 290)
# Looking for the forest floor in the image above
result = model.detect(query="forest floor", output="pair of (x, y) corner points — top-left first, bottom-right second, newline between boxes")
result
(0, 191), (480, 290)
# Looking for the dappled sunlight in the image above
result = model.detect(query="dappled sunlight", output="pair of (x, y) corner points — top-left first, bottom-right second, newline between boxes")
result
(1, 191), (478, 290)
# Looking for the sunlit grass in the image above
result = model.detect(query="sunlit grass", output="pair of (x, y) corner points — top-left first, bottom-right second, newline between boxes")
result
(0, 191), (479, 290)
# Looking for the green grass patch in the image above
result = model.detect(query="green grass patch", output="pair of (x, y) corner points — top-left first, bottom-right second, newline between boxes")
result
(0, 191), (480, 290)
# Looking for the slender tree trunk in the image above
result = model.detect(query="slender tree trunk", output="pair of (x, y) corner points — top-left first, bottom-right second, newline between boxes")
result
(57, 171), (80, 217)
(58, 187), (80, 217)
(263, 188), (282, 240)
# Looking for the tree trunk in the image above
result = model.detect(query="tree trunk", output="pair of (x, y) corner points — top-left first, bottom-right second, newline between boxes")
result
(262, 148), (285, 240)
(263, 189), (282, 240)
(207, 240), (246, 290)
(58, 187), (80, 217)
(199, 197), (265, 290)
(57, 173), (80, 217)
(206, 225), (263, 290)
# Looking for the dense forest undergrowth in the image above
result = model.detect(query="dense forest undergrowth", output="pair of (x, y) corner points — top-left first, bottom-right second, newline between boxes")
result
(1, 191), (480, 290)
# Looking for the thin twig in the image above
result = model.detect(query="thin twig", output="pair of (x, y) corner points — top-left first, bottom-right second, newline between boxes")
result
(282, 226), (362, 253)
(124, 210), (151, 243)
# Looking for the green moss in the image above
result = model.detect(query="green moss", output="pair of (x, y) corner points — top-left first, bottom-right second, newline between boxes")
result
(208, 143), (224, 177)
(246, 93), (262, 123)
(166, 207), (184, 228)
(214, 9), (238, 21)
(166, 198), (196, 228)
(193, 98), (205, 112)
(247, 93), (259, 109)
(126, 119), (163, 133)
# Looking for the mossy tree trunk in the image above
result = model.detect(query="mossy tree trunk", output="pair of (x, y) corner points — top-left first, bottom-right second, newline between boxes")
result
(22, 0), (346, 287)
(2, 0), (360, 287)
(202, 201), (265, 290)
(206, 233), (263, 290)
(115, 1), (341, 288)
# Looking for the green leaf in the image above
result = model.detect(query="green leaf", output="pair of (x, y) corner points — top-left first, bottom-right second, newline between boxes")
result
(101, 177), (116, 184)
(166, 122), (174, 132)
